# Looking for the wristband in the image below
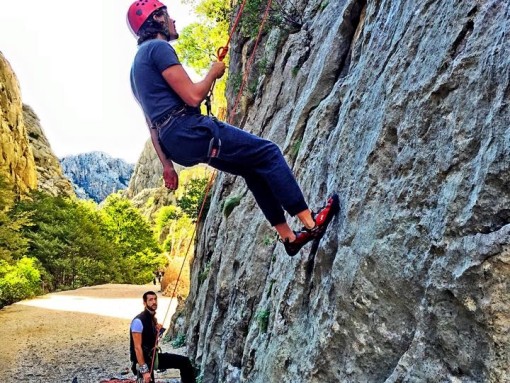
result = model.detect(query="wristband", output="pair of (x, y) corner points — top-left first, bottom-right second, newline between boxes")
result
(138, 363), (149, 374)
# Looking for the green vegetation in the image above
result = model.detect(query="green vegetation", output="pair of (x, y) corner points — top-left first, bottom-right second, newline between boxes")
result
(176, 175), (210, 221)
(175, 0), (230, 117)
(230, 72), (243, 96)
(8, 189), (164, 293)
(156, 167), (212, 261)
(198, 260), (212, 285)
(262, 235), (273, 246)
(255, 308), (270, 333)
(0, 258), (41, 307)
(223, 195), (242, 219)
(196, 372), (204, 383)
(0, 165), (213, 307)
(241, 0), (303, 38)
(291, 138), (302, 157)
(0, 174), (31, 263)
(266, 279), (275, 298)
(171, 333), (186, 348)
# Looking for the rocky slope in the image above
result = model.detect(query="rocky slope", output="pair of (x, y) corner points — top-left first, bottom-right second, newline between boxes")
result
(23, 104), (75, 197)
(0, 52), (37, 193)
(125, 139), (183, 220)
(176, 1), (510, 382)
(125, 139), (165, 198)
(61, 152), (134, 203)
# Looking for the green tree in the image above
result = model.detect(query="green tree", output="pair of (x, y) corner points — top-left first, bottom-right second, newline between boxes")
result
(174, 0), (230, 117)
(101, 193), (160, 256)
(100, 194), (164, 283)
(176, 176), (210, 220)
(15, 192), (117, 289)
(160, 213), (194, 258)
(0, 257), (42, 308)
(0, 172), (31, 263)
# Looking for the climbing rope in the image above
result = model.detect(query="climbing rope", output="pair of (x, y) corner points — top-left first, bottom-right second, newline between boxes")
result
(205, 0), (248, 117)
(151, 2), (275, 377)
(217, 0), (249, 62)
(228, 0), (273, 121)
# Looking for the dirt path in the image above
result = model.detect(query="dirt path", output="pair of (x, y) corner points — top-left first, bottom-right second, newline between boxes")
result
(0, 284), (184, 383)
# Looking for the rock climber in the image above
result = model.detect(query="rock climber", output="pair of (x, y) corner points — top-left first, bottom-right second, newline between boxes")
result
(127, 0), (339, 256)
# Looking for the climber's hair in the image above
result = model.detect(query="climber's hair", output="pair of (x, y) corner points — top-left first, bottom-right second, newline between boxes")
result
(143, 291), (157, 302)
(137, 8), (168, 45)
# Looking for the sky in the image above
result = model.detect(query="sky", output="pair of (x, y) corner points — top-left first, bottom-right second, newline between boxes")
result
(0, 0), (197, 164)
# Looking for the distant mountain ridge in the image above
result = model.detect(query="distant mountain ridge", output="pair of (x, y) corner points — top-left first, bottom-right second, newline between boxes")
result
(61, 152), (134, 202)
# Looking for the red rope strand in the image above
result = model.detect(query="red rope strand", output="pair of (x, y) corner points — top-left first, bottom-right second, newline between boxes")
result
(228, 0), (273, 122)
(217, 0), (249, 61)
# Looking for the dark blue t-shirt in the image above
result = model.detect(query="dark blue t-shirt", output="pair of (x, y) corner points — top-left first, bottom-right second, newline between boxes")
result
(130, 39), (184, 124)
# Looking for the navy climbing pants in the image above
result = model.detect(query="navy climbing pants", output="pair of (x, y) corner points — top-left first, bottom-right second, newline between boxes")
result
(158, 111), (308, 226)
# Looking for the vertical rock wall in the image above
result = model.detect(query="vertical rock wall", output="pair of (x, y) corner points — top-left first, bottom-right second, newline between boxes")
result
(0, 52), (37, 193)
(23, 104), (75, 197)
(181, 0), (509, 382)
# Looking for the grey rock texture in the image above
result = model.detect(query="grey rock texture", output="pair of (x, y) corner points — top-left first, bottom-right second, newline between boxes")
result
(125, 139), (164, 198)
(0, 52), (37, 193)
(125, 138), (182, 220)
(23, 104), (75, 197)
(61, 152), (134, 203)
(178, 1), (510, 382)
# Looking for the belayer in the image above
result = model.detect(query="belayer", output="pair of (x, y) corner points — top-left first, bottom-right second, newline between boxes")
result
(127, 0), (339, 256)
(130, 291), (195, 383)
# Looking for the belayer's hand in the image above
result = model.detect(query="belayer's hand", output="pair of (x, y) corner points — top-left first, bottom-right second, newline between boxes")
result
(211, 61), (226, 79)
(163, 165), (178, 190)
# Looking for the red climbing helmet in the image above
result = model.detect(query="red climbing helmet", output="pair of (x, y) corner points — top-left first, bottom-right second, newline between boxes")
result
(127, 0), (166, 35)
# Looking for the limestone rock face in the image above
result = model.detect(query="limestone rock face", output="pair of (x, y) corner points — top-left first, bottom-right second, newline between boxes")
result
(125, 139), (165, 198)
(125, 138), (182, 220)
(23, 104), (74, 197)
(180, 1), (510, 382)
(0, 52), (37, 193)
(61, 152), (134, 203)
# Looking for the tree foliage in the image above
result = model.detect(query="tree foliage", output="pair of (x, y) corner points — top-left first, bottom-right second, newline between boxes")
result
(0, 258), (41, 307)
(174, 0), (230, 117)
(0, 163), (213, 306)
(154, 167), (211, 261)
(10, 191), (164, 294)
(176, 177), (210, 220)
(100, 193), (164, 283)
(0, 173), (31, 263)
(101, 193), (160, 257)
(14, 192), (118, 289)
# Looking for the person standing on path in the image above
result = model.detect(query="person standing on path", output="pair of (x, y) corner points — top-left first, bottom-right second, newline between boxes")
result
(130, 291), (195, 383)
(127, 0), (339, 256)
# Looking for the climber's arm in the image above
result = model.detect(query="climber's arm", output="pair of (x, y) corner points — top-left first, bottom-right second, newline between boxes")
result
(146, 118), (178, 191)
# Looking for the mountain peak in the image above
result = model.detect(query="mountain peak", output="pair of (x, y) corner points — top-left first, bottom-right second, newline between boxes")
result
(61, 152), (134, 202)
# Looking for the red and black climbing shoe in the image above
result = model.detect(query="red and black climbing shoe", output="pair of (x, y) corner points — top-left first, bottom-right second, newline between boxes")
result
(282, 194), (340, 256)
(310, 193), (340, 240)
(282, 229), (316, 256)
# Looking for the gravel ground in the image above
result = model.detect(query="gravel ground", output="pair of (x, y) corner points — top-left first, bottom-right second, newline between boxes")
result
(0, 284), (186, 383)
